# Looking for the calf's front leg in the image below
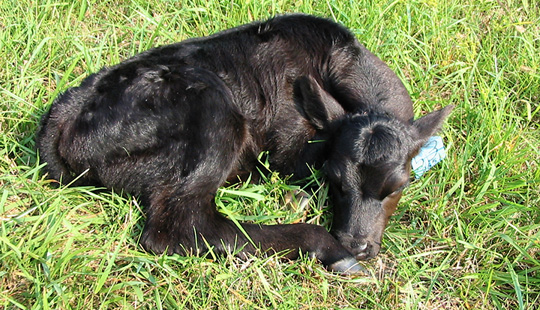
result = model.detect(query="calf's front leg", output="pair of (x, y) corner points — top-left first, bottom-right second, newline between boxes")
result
(140, 186), (362, 274)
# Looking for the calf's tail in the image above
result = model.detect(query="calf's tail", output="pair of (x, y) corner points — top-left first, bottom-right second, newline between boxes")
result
(35, 90), (84, 186)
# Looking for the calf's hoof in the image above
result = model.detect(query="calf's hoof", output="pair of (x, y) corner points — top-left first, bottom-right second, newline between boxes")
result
(329, 257), (368, 275)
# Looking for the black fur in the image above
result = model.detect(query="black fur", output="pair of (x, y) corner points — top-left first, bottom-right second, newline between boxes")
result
(36, 14), (453, 273)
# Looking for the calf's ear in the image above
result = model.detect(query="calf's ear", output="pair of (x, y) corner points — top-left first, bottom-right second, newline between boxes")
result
(294, 76), (345, 130)
(412, 105), (454, 146)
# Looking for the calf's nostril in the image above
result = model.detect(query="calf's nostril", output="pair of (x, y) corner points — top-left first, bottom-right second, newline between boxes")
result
(350, 241), (368, 251)
(358, 242), (368, 251)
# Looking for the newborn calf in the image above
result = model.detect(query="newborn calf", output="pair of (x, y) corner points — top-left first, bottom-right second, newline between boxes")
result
(37, 14), (453, 273)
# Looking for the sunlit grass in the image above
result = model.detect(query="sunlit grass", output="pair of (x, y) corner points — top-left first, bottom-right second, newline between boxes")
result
(1, 0), (539, 309)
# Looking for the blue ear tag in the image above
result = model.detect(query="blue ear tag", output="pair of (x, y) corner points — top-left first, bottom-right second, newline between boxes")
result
(411, 136), (446, 179)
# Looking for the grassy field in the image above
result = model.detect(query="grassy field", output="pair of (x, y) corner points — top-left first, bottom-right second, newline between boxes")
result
(1, 0), (539, 309)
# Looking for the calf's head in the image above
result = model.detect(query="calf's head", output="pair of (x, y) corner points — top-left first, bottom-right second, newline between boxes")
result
(296, 76), (453, 260)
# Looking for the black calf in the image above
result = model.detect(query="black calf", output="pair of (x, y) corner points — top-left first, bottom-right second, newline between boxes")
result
(36, 14), (453, 274)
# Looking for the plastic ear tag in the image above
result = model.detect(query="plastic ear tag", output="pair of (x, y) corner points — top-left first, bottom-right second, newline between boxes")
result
(411, 136), (446, 179)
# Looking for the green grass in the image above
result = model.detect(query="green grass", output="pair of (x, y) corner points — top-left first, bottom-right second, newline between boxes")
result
(1, 0), (539, 309)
